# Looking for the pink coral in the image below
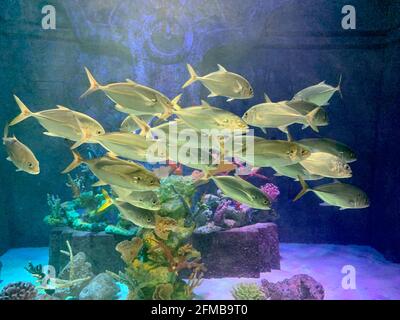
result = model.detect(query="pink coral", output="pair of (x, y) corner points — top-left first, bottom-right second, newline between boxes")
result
(261, 183), (280, 201)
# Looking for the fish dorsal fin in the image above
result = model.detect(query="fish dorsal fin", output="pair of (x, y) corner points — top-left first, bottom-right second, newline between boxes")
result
(57, 105), (70, 110)
(217, 64), (227, 72)
(264, 93), (272, 103)
(126, 79), (138, 85)
(318, 80), (326, 85)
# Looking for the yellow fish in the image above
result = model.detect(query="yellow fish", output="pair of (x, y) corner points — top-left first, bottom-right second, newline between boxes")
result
(3, 123), (40, 175)
(173, 100), (249, 133)
(111, 185), (161, 211)
(242, 98), (321, 133)
(10, 96), (105, 142)
(299, 152), (352, 179)
(211, 175), (271, 210)
(229, 136), (310, 168)
(182, 64), (254, 101)
(294, 176), (369, 210)
(81, 67), (180, 121)
(98, 190), (156, 229)
(62, 151), (160, 190)
(285, 100), (329, 129)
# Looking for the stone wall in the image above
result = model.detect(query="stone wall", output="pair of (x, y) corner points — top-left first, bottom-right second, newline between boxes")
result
(0, 0), (399, 260)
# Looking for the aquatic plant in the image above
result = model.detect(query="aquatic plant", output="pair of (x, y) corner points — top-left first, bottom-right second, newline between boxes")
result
(231, 282), (265, 300)
(108, 177), (206, 300)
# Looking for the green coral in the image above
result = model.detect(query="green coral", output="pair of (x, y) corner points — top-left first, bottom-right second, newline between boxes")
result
(231, 283), (265, 300)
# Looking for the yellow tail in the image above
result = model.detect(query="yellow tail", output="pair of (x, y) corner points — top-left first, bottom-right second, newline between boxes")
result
(62, 150), (83, 174)
(182, 64), (199, 89)
(3, 122), (10, 140)
(97, 189), (113, 213)
(293, 176), (311, 202)
(10, 95), (33, 126)
(305, 107), (321, 133)
(337, 74), (343, 99)
(80, 67), (101, 98)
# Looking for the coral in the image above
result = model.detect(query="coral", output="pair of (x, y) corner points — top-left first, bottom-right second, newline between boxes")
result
(261, 274), (324, 300)
(107, 177), (205, 300)
(260, 183), (280, 201)
(231, 283), (265, 300)
(0, 282), (37, 300)
(43, 194), (67, 227)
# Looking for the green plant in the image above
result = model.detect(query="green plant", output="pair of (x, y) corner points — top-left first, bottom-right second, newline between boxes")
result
(231, 283), (265, 300)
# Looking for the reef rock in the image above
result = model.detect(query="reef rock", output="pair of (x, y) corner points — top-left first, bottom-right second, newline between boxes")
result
(261, 274), (324, 300)
(79, 273), (119, 300)
(0, 282), (37, 300)
(192, 223), (280, 278)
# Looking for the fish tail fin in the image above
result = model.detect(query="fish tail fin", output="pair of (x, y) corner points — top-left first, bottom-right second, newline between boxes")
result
(80, 67), (100, 98)
(62, 150), (83, 174)
(130, 115), (151, 137)
(97, 189), (113, 213)
(293, 175), (311, 202)
(171, 93), (182, 111)
(10, 95), (33, 126)
(337, 74), (343, 99)
(305, 107), (321, 132)
(182, 64), (199, 89)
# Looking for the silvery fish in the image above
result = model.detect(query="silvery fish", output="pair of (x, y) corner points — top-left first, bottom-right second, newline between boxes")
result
(3, 123), (40, 175)
(273, 163), (323, 181)
(10, 96), (105, 142)
(300, 152), (352, 179)
(62, 151), (160, 190)
(229, 136), (311, 168)
(182, 64), (253, 101)
(111, 186), (161, 211)
(211, 175), (271, 210)
(297, 138), (356, 163)
(294, 176), (369, 210)
(292, 76), (342, 106)
(81, 67), (180, 121)
(99, 190), (156, 228)
(242, 98), (321, 133)
(174, 100), (249, 133)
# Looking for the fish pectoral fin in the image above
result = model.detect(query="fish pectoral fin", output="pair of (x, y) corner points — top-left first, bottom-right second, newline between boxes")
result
(264, 93), (272, 103)
(233, 80), (243, 94)
(92, 180), (108, 187)
(226, 98), (235, 102)
(302, 124), (309, 129)
(15, 169), (23, 172)
(43, 132), (62, 138)
(6, 157), (11, 162)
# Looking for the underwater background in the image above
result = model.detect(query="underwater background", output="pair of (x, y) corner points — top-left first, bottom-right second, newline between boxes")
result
(0, 0), (400, 278)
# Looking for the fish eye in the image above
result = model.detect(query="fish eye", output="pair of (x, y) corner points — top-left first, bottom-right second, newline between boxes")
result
(27, 162), (33, 168)
(147, 218), (152, 222)
(97, 130), (102, 135)
(263, 199), (268, 204)
(244, 112), (248, 117)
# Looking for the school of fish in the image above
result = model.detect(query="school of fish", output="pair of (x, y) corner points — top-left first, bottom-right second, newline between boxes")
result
(3, 63), (369, 228)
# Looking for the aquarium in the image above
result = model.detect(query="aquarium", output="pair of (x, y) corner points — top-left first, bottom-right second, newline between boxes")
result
(0, 0), (400, 303)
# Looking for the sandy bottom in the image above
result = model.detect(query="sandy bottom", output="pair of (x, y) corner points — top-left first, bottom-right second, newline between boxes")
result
(1, 244), (400, 300)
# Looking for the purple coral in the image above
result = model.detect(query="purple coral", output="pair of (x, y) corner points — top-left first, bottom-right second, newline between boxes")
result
(260, 183), (280, 201)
